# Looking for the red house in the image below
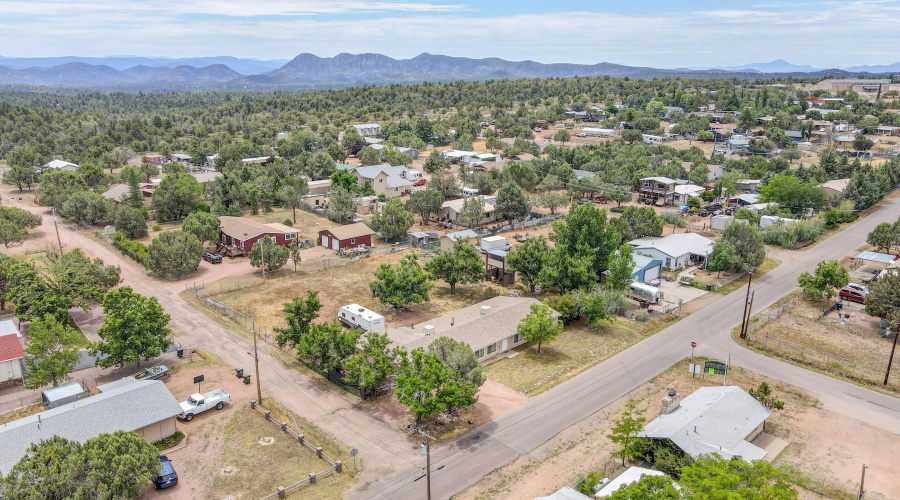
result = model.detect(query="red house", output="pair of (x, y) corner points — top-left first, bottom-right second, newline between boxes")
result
(218, 216), (299, 257)
(318, 223), (375, 250)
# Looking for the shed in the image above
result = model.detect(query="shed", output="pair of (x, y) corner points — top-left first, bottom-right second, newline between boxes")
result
(41, 381), (86, 408)
(318, 223), (375, 250)
(0, 324), (24, 385)
(856, 251), (898, 267)
(631, 254), (663, 283)
(440, 229), (479, 253)
(407, 231), (439, 247)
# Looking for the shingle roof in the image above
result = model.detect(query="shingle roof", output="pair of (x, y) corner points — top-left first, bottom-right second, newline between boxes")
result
(46, 159), (78, 169)
(219, 216), (293, 240)
(0, 378), (182, 474)
(385, 296), (559, 352)
(0, 332), (23, 360)
(639, 386), (771, 461)
(319, 222), (375, 241)
(350, 165), (413, 188)
(442, 229), (478, 242)
(629, 233), (714, 259)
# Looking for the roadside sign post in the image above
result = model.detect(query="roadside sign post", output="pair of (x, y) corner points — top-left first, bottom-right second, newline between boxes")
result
(193, 374), (204, 393)
(350, 448), (358, 470)
(690, 341), (697, 358)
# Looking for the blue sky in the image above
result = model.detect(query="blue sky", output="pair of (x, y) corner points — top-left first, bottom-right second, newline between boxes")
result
(2, 0), (899, 67)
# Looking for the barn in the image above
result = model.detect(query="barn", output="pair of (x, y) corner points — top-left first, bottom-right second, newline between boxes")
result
(318, 223), (375, 250)
(217, 216), (299, 257)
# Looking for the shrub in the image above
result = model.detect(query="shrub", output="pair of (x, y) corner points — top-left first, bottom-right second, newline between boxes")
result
(610, 206), (625, 213)
(762, 217), (825, 249)
(633, 310), (651, 322)
(112, 232), (150, 264)
(660, 211), (685, 227)
(282, 219), (293, 226)
(151, 224), (162, 231)
(823, 209), (858, 229)
(546, 292), (579, 325)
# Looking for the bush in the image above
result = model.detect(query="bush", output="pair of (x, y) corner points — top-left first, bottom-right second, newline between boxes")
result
(152, 431), (185, 451)
(762, 217), (825, 249)
(195, 202), (210, 213)
(577, 471), (605, 495)
(546, 292), (579, 325)
(610, 206), (625, 213)
(660, 211), (685, 227)
(151, 224), (162, 231)
(112, 232), (150, 264)
(823, 209), (858, 229)
(633, 310), (651, 322)
(282, 219), (293, 226)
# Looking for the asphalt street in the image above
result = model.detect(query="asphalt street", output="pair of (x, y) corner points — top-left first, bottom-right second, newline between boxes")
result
(356, 194), (900, 500)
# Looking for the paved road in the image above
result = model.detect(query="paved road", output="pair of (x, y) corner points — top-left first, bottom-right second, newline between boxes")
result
(357, 195), (900, 500)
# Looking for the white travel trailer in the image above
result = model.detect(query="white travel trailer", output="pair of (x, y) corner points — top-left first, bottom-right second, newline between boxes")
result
(628, 282), (661, 304)
(338, 304), (386, 332)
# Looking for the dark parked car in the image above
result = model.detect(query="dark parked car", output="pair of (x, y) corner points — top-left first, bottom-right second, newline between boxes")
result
(203, 253), (222, 264)
(703, 202), (722, 211)
(154, 456), (178, 489)
(839, 288), (866, 304)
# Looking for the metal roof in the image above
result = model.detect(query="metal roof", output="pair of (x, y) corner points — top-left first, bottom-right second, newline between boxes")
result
(594, 467), (667, 497)
(534, 486), (592, 500)
(639, 386), (771, 460)
(0, 320), (19, 338)
(1, 379), (182, 474)
(856, 251), (898, 264)
(629, 233), (714, 259)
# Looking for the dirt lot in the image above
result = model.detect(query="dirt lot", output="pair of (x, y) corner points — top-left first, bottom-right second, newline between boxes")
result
(742, 295), (900, 393)
(459, 359), (900, 500)
(144, 351), (358, 500)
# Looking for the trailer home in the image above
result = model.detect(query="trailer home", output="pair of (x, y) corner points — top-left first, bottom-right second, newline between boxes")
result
(338, 304), (386, 332)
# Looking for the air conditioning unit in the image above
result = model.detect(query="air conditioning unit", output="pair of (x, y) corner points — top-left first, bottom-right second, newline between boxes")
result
(480, 306), (491, 316)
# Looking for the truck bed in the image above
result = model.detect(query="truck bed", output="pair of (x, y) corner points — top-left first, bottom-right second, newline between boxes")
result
(204, 389), (230, 400)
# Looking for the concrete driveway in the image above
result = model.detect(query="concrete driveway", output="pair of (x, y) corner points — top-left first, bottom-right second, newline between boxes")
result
(657, 279), (708, 305)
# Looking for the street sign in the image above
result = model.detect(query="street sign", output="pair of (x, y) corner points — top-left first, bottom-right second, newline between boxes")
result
(688, 364), (702, 374)
(193, 375), (205, 384)
(691, 342), (697, 348)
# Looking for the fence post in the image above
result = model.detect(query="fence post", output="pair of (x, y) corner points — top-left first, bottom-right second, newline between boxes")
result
(251, 400), (256, 409)
(298, 434), (304, 445)
(277, 486), (286, 498)
(281, 422), (287, 433)
(264, 410), (271, 421)
(316, 447), (323, 458)
(336, 461), (343, 473)
(309, 472), (316, 484)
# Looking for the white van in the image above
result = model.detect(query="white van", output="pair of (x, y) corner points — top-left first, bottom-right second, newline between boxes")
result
(628, 282), (661, 304)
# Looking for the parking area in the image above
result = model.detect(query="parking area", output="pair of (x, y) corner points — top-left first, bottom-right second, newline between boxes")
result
(657, 279), (709, 305)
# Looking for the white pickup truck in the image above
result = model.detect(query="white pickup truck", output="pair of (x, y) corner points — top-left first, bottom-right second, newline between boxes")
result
(178, 389), (230, 421)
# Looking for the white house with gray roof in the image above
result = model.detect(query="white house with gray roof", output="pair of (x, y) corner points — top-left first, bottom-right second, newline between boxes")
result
(0, 378), (183, 474)
(628, 233), (714, 270)
(639, 386), (772, 461)
(349, 164), (413, 199)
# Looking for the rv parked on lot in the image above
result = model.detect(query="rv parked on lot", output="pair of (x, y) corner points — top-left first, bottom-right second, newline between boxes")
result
(338, 304), (386, 332)
(628, 282), (661, 304)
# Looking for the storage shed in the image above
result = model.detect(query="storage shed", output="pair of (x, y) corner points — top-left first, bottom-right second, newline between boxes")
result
(318, 223), (375, 250)
(0, 321), (24, 386)
(41, 381), (86, 408)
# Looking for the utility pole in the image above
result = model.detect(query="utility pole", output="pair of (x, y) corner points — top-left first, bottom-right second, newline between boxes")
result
(418, 430), (435, 500)
(883, 321), (900, 386)
(739, 271), (754, 339)
(51, 208), (62, 252)
(857, 463), (868, 500)
(253, 323), (262, 403)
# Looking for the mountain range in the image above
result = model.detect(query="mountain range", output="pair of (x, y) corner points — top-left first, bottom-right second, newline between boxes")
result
(0, 53), (893, 91)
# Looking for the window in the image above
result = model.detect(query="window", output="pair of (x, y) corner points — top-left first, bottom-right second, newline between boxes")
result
(285, 233), (296, 240)
(486, 343), (497, 355)
(513, 334), (523, 344)
(394, 187), (398, 192)
(378, 178), (383, 183)
(665, 258), (671, 268)
(474, 348), (485, 358)
(350, 238), (356, 245)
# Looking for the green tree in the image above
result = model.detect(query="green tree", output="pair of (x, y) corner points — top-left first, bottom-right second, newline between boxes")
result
(370, 255), (433, 309)
(125, 167), (143, 209)
(147, 230), (202, 279)
(500, 162), (539, 191)
(614, 206), (664, 241)
(36, 170), (88, 209)
(114, 205), (148, 239)
(551, 202), (621, 274)
(575, 287), (612, 328)
(797, 259), (849, 300)
(707, 239), (739, 275)
(865, 271), (900, 324)
(407, 189), (444, 225)
(0, 253), (19, 311)
(721, 222), (765, 272)
(553, 129), (571, 144)
(606, 243), (636, 291)
(395, 348), (449, 425)
(607, 475), (681, 500)
(0, 206), (41, 248)
(297, 321), (361, 373)
(22, 314), (82, 389)
(2, 164), (35, 192)
(0, 436), (84, 499)
(516, 300), (562, 354)
(368, 198), (414, 240)
(343, 331), (403, 395)
(429, 170), (460, 198)
(331, 169), (360, 192)
(90, 287), (172, 368)
(853, 134), (874, 151)
(181, 211), (221, 246)
(867, 222), (896, 252)
(474, 171), (496, 195)
(679, 455), (797, 500)
(506, 236), (551, 292)
(495, 181), (530, 222)
(357, 146), (381, 166)
(422, 150), (450, 173)
(342, 127), (363, 148)
(460, 195), (486, 227)
(607, 400), (646, 466)
(77, 431), (161, 499)
(749, 381), (785, 410)
(758, 176), (826, 216)
(151, 172), (200, 221)
(326, 187), (359, 223)
(541, 249), (596, 291)
(249, 236), (290, 272)
(59, 191), (115, 225)
(38, 248), (120, 310)
(282, 176), (310, 224)
(273, 291), (322, 349)
(425, 241), (484, 294)
(288, 239), (302, 272)
(541, 191), (566, 214)
(622, 128), (643, 144)
(428, 336), (486, 388)
(607, 184), (633, 207)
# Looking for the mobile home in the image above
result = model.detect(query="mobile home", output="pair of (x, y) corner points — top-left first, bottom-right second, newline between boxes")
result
(628, 282), (661, 304)
(338, 304), (386, 332)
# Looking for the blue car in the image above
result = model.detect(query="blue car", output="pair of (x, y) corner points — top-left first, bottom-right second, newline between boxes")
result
(154, 456), (178, 489)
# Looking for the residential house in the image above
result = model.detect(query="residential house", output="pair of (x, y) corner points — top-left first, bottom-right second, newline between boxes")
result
(724, 135), (750, 152)
(512, 153), (536, 163)
(673, 184), (706, 205)
(642, 134), (663, 145)
(353, 123), (382, 137)
(369, 143), (419, 161)
(0, 377), (183, 475)
(707, 164), (726, 182)
(734, 179), (761, 193)
(785, 130), (804, 142)
(581, 127), (617, 138)
(350, 165), (413, 199)
(385, 296), (560, 365)
(439, 229), (479, 253)
(307, 179), (332, 196)
(639, 176), (676, 206)
(873, 126), (900, 137)
(822, 178), (850, 199)
(318, 223), (375, 250)
(206, 154), (219, 167)
(169, 153), (192, 164)
(630, 254), (663, 283)
(834, 135), (857, 148)
(533, 487), (591, 500)
(817, 79), (891, 93)
(190, 171), (223, 185)
(144, 154), (166, 165)
(727, 193), (761, 206)
(44, 159), (79, 172)
(594, 467), (668, 498)
(101, 183), (155, 203)
(217, 216), (300, 257)
(0, 320), (23, 386)
(241, 156), (277, 166)
(639, 386), (773, 461)
(629, 233), (714, 270)
(438, 196), (497, 227)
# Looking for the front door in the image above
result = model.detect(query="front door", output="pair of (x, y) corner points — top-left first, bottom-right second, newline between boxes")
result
(501, 339), (508, 353)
